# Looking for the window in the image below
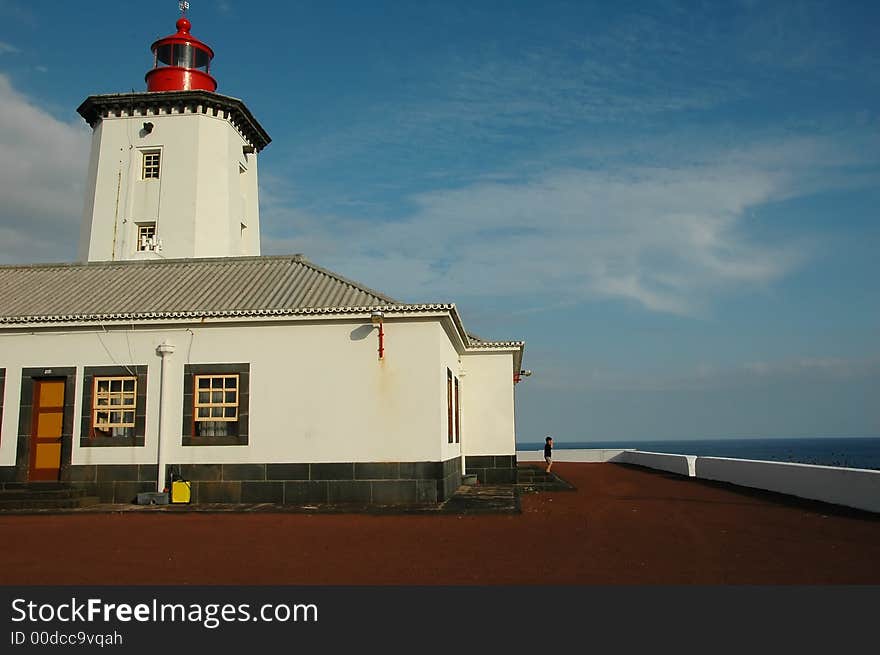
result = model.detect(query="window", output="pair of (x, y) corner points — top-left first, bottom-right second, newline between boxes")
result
(183, 364), (249, 446)
(194, 374), (239, 435)
(447, 368), (454, 443)
(0, 369), (5, 444)
(93, 377), (136, 437)
(137, 223), (157, 251)
(446, 369), (461, 444)
(80, 366), (147, 447)
(142, 150), (160, 179)
(454, 376), (460, 444)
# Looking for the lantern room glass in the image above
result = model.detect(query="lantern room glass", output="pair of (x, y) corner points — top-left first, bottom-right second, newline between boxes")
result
(154, 43), (211, 72)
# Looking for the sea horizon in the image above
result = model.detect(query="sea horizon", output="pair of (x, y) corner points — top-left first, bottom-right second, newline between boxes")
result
(515, 435), (880, 471)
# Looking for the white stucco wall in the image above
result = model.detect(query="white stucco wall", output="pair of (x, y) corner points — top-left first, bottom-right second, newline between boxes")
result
(0, 317), (467, 469)
(437, 324), (464, 463)
(80, 108), (260, 262)
(460, 351), (516, 457)
(77, 121), (104, 262)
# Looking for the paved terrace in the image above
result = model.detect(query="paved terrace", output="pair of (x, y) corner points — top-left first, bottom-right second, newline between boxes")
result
(1, 463), (878, 584)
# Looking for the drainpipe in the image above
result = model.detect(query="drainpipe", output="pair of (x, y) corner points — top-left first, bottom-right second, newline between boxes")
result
(155, 341), (176, 493)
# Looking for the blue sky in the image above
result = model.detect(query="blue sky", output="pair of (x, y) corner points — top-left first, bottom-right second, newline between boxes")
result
(0, 1), (877, 442)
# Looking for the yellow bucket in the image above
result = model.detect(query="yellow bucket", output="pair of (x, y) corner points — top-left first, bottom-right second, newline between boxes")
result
(171, 480), (191, 504)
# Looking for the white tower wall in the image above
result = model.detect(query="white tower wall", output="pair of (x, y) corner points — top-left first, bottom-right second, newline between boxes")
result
(79, 108), (261, 262)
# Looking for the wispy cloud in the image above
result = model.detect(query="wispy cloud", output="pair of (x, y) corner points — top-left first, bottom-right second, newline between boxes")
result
(264, 132), (878, 316)
(0, 74), (90, 263)
(0, 0), (35, 26)
(532, 355), (880, 394)
(289, 19), (745, 172)
(0, 41), (19, 55)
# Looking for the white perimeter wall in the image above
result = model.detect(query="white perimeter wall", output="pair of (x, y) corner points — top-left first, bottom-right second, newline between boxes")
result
(0, 317), (468, 468)
(515, 448), (879, 513)
(517, 448), (632, 463)
(695, 457), (880, 514)
(461, 351), (516, 456)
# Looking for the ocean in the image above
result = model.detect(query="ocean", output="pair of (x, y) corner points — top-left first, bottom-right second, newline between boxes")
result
(515, 436), (880, 471)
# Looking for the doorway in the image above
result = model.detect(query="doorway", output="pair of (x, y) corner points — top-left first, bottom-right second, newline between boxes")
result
(16, 367), (75, 483)
(29, 378), (66, 481)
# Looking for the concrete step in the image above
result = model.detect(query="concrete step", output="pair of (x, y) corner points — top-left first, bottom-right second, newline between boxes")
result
(442, 484), (520, 514)
(0, 496), (100, 510)
(516, 471), (556, 482)
(516, 466), (576, 492)
(0, 484), (100, 510)
(517, 473), (551, 480)
(0, 488), (90, 500)
(2, 482), (75, 491)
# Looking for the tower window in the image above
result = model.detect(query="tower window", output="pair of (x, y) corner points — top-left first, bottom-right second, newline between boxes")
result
(137, 223), (157, 251)
(142, 150), (161, 179)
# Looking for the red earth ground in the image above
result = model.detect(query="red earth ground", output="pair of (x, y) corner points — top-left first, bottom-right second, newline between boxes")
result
(1, 463), (878, 585)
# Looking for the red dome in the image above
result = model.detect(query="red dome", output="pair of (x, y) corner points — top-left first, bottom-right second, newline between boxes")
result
(145, 15), (216, 92)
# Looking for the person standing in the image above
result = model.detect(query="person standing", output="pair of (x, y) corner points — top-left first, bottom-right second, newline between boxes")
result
(544, 436), (554, 473)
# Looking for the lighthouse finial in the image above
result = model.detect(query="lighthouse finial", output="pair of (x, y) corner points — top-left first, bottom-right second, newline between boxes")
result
(179, 1), (190, 15)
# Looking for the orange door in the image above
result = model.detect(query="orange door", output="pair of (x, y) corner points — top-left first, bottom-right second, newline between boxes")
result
(29, 379), (65, 481)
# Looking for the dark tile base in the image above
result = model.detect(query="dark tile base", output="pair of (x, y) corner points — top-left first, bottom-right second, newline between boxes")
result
(60, 465), (158, 503)
(37, 459), (465, 506)
(465, 454), (517, 484)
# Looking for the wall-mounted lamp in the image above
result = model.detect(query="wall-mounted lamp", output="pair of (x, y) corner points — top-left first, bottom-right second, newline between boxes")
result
(370, 311), (385, 359)
(242, 144), (255, 155)
(143, 121), (154, 134)
(514, 369), (532, 383)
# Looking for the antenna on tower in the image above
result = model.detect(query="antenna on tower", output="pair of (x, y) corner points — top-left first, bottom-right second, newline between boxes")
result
(179, 1), (190, 15)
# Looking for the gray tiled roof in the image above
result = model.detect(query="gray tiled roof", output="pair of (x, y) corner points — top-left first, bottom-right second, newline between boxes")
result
(0, 255), (524, 353)
(0, 255), (399, 320)
(467, 333), (525, 349)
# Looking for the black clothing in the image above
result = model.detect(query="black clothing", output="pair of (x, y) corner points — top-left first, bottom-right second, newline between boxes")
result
(544, 443), (552, 458)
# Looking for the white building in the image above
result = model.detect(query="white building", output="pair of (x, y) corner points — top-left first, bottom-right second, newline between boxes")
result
(0, 13), (525, 505)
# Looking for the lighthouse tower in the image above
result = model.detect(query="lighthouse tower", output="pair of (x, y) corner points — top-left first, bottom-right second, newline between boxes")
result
(76, 7), (271, 262)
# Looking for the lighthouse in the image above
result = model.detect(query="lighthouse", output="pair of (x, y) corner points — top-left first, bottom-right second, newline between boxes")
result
(76, 6), (271, 262)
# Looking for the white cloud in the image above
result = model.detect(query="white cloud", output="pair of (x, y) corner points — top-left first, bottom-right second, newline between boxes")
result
(0, 74), (90, 263)
(265, 137), (825, 315)
(532, 355), (880, 394)
(0, 41), (19, 55)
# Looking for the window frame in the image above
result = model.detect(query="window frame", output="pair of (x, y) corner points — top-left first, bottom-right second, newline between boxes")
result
(80, 366), (147, 448)
(141, 150), (161, 180)
(193, 373), (240, 423)
(92, 376), (137, 434)
(0, 368), (5, 446)
(182, 363), (250, 446)
(447, 368), (454, 444)
(136, 222), (157, 252)
(454, 375), (460, 444)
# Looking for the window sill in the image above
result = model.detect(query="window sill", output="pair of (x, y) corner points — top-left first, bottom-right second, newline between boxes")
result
(182, 436), (249, 447)
(79, 437), (146, 448)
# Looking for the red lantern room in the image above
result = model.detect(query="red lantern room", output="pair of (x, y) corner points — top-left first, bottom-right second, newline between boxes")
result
(145, 12), (217, 92)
